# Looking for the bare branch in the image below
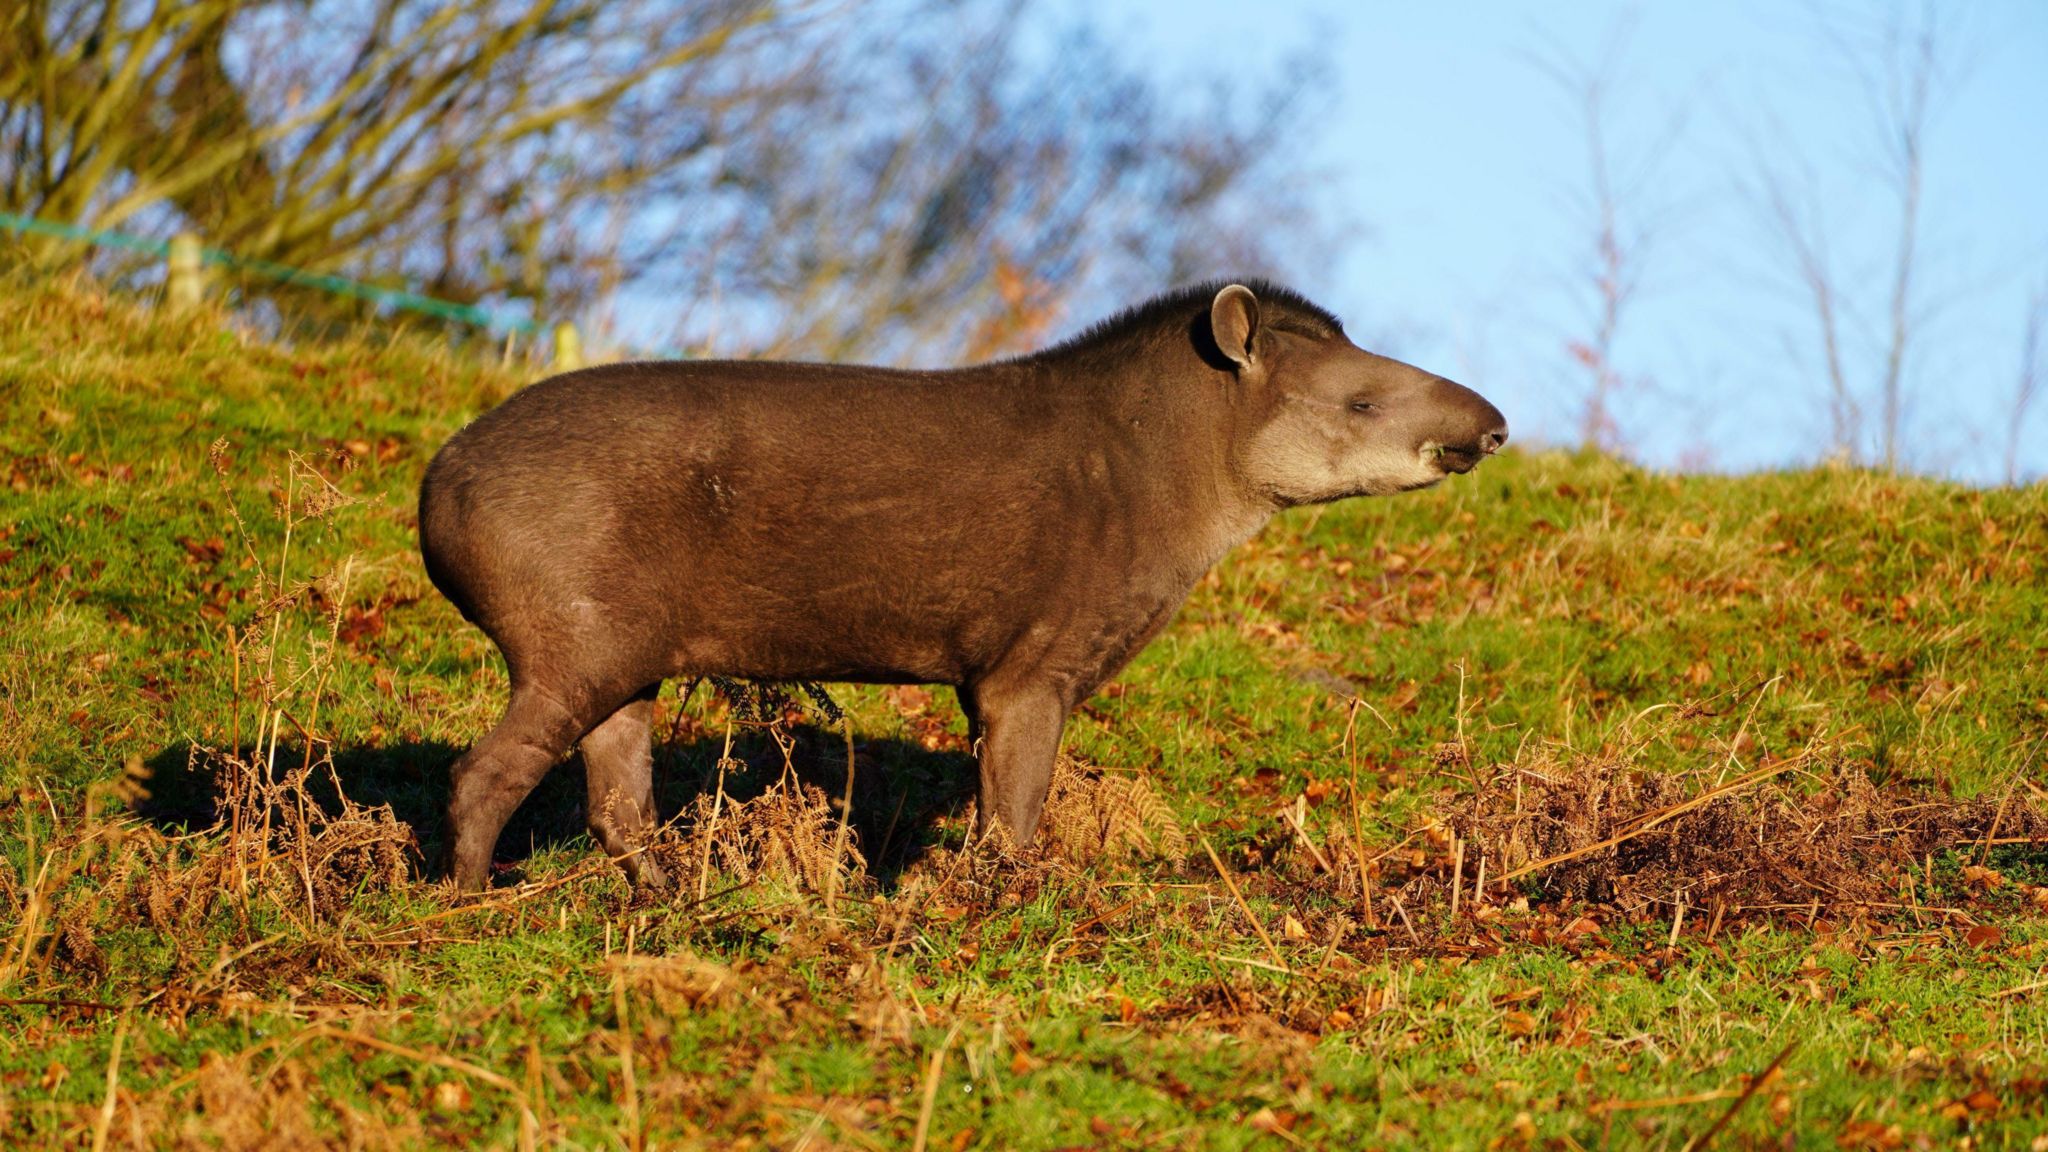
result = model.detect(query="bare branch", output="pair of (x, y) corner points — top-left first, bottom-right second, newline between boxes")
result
(2010, 281), (2046, 486)
(1746, 0), (1971, 470)
(1531, 16), (1682, 454)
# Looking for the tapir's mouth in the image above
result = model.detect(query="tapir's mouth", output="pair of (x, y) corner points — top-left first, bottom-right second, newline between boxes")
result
(1431, 444), (1489, 475)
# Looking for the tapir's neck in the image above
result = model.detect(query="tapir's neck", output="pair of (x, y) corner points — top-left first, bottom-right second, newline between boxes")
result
(1018, 340), (1277, 589)
(1175, 449), (1276, 584)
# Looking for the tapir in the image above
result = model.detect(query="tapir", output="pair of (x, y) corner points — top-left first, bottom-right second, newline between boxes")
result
(419, 280), (1508, 890)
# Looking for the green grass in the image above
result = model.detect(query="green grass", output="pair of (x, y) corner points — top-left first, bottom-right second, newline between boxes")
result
(3, 280), (2047, 1148)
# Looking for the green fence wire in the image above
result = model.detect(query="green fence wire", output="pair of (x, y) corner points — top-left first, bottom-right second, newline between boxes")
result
(0, 210), (541, 335)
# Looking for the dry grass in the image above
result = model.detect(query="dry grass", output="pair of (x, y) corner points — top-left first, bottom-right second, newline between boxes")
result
(134, 747), (412, 932)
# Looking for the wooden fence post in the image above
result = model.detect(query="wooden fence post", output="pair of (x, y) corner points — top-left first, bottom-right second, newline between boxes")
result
(552, 321), (583, 372)
(166, 233), (204, 311)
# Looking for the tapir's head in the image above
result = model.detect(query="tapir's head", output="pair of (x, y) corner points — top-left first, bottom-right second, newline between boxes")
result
(1207, 283), (1508, 506)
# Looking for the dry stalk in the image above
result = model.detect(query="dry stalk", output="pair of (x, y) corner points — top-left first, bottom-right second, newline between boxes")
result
(1592, 1085), (1768, 1115)
(1389, 896), (1421, 947)
(1977, 786), (2016, 865)
(613, 975), (643, 1152)
(1201, 836), (1286, 972)
(910, 1021), (963, 1152)
(90, 1015), (127, 1152)
(1449, 838), (1464, 920)
(698, 714), (736, 901)
(1279, 801), (1333, 875)
(1716, 676), (1782, 785)
(825, 715), (858, 916)
(1341, 703), (1377, 931)
(1680, 1042), (1795, 1152)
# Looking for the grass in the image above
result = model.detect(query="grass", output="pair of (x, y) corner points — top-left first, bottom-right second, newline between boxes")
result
(3, 277), (2047, 1148)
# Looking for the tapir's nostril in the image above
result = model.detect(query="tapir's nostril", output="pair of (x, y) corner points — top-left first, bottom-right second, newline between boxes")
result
(1482, 426), (1508, 454)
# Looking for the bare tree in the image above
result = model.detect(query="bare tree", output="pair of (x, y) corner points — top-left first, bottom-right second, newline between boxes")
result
(0, 0), (1333, 357)
(0, 0), (805, 320)
(663, 13), (1327, 364)
(1748, 1), (1959, 470)
(1758, 164), (1861, 459)
(1532, 20), (1684, 454)
(1866, 4), (1942, 472)
(2011, 281), (2045, 486)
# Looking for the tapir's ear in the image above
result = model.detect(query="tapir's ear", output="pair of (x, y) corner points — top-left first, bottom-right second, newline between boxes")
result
(1209, 284), (1261, 370)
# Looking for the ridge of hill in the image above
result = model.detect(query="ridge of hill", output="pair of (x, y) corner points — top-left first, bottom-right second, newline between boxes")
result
(3, 282), (2045, 1147)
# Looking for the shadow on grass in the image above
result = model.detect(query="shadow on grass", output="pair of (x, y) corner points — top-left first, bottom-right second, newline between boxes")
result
(135, 725), (976, 890)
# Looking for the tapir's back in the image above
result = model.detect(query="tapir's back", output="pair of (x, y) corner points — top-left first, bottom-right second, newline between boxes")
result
(418, 359), (1116, 684)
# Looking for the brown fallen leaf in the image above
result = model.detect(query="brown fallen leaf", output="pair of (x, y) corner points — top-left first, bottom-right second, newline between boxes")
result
(431, 1080), (472, 1113)
(1835, 1118), (1904, 1150)
(1247, 1107), (1298, 1135)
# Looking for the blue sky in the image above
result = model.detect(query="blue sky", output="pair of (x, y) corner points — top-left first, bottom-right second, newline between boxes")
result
(1084, 1), (2048, 482)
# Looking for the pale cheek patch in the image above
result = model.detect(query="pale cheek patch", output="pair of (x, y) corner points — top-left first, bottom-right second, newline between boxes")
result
(1242, 425), (1353, 502)
(1243, 415), (1450, 503)
(1363, 443), (1448, 495)
(1336, 440), (1444, 496)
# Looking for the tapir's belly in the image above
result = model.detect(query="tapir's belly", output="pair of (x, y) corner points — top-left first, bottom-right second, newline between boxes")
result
(634, 505), (1187, 693)
(657, 556), (994, 685)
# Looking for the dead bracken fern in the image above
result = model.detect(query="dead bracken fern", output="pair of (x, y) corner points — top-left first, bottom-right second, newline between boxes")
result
(1231, 696), (2048, 941)
(662, 771), (867, 895)
(3, 728), (412, 1005)
(182, 1051), (330, 1149)
(650, 729), (1190, 904)
(137, 747), (411, 929)
(1439, 753), (2048, 919)
(604, 950), (815, 1027)
(1040, 755), (1188, 867)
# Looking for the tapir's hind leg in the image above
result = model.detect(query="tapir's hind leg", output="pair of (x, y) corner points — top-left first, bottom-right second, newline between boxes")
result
(580, 685), (669, 890)
(446, 681), (604, 892)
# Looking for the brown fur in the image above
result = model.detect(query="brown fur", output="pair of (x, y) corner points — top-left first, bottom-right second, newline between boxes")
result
(419, 280), (1507, 889)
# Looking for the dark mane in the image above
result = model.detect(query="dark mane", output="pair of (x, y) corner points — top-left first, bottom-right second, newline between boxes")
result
(1008, 278), (1344, 363)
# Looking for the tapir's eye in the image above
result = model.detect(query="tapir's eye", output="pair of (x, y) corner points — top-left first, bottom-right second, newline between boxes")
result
(1349, 399), (1377, 414)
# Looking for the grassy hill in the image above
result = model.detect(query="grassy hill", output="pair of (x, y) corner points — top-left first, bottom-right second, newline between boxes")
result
(3, 280), (2046, 1148)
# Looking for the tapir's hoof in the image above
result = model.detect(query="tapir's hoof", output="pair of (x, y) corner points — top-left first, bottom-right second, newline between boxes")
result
(622, 855), (672, 894)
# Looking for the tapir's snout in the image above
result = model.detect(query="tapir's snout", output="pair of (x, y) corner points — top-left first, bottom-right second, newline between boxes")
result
(1430, 377), (1509, 474)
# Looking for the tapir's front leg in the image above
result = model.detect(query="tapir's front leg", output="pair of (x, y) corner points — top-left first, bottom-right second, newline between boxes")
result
(962, 679), (1068, 847)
